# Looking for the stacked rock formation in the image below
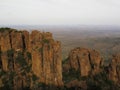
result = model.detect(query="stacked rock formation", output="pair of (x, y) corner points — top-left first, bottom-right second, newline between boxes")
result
(63, 47), (120, 89)
(0, 28), (63, 90)
(0, 28), (120, 90)
(64, 47), (102, 77)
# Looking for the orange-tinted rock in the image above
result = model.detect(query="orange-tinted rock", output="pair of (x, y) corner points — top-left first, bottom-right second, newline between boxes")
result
(30, 31), (43, 80)
(0, 31), (11, 52)
(53, 41), (63, 86)
(89, 50), (102, 75)
(30, 31), (63, 86)
(66, 47), (102, 77)
(0, 31), (11, 71)
(1, 53), (8, 71)
(0, 29), (63, 89)
(108, 53), (120, 85)
(11, 31), (23, 51)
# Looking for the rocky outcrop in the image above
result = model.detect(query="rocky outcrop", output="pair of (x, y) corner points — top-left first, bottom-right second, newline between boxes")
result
(0, 28), (63, 89)
(108, 53), (120, 86)
(0, 28), (120, 90)
(64, 47), (102, 77)
(63, 47), (120, 90)
(30, 31), (63, 86)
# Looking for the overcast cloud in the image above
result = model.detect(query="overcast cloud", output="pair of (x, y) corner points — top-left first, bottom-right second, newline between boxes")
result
(0, 0), (120, 25)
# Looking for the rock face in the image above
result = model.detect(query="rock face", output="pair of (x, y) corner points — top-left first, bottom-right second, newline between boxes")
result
(108, 53), (120, 86)
(64, 47), (102, 77)
(63, 47), (120, 90)
(0, 28), (120, 90)
(0, 28), (63, 89)
(30, 31), (63, 86)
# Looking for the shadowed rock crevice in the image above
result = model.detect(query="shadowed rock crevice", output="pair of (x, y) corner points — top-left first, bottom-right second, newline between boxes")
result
(8, 32), (12, 48)
(22, 34), (26, 50)
(0, 47), (2, 69)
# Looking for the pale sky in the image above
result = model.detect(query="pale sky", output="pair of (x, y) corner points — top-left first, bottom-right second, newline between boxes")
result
(0, 0), (120, 25)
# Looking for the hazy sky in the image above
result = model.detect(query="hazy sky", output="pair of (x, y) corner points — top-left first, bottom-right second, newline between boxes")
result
(0, 0), (120, 25)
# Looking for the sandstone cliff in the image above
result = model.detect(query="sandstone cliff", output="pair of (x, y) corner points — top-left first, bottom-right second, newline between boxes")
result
(0, 28), (63, 90)
(63, 47), (102, 77)
(0, 28), (120, 90)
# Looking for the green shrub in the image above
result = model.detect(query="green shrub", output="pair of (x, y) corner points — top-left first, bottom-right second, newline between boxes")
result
(32, 74), (38, 81)
(43, 39), (49, 43)
(9, 71), (16, 79)
(1, 71), (15, 90)
(21, 71), (26, 76)
(25, 65), (31, 73)
(39, 47), (43, 53)
(86, 71), (116, 90)
(7, 49), (14, 62)
(26, 52), (32, 60)
(0, 70), (6, 77)
(63, 68), (80, 83)
(7, 49), (14, 56)
(0, 27), (11, 32)
(62, 58), (69, 64)
(0, 27), (17, 33)
(15, 51), (27, 66)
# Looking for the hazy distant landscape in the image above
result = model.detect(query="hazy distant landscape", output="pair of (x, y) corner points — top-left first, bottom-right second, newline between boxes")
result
(8, 25), (120, 61)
